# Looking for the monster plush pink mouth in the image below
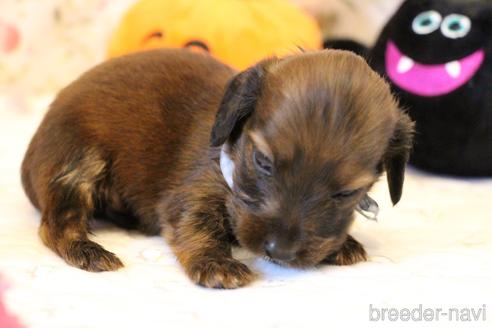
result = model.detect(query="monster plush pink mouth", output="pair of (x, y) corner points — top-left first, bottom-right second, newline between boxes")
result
(386, 41), (485, 97)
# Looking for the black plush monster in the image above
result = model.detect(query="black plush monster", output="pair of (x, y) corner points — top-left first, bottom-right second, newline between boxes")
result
(328, 0), (492, 176)
(371, 0), (492, 176)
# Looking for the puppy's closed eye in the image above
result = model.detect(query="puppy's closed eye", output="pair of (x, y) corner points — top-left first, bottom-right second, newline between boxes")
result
(253, 150), (273, 176)
(331, 189), (360, 200)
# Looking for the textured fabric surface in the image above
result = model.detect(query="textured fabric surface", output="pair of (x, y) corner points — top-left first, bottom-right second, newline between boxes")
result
(1, 97), (491, 328)
(0, 0), (136, 99)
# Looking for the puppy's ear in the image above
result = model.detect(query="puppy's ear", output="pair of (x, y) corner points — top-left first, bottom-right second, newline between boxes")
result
(210, 62), (268, 147)
(384, 112), (415, 205)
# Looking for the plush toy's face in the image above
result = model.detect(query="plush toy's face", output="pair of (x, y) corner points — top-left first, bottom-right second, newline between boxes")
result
(107, 0), (321, 70)
(382, 0), (491, 97)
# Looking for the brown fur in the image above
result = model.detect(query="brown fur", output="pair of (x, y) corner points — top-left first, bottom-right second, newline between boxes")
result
(21, 49), (414, 288)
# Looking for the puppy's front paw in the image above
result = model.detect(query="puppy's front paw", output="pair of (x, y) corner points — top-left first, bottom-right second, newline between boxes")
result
(187, 258), (256, 289)
(62, 239), (124, 272)
(323, 235), (367, 266)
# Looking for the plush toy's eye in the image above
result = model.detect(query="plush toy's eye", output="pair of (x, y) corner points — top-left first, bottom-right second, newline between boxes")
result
(142, 30), (164, 44)
(412, 11), (442, 35)
(441, 14), (471, 39)
(253, 150), (273, 176)
(184, 40), (210, 53)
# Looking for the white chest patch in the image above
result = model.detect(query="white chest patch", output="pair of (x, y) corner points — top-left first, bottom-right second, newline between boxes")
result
(220, 147), (235, 189)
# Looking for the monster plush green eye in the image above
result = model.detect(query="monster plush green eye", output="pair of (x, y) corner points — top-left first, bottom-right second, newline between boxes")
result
(441, 14), (471, 39)
(412, 10), (442, 35)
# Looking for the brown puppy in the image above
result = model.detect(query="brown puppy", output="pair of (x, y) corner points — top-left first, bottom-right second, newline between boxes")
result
(21, 49), (414, 288)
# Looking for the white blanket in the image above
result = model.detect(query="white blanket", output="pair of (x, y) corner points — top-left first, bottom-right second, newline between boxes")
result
(0, 97), (491, 328)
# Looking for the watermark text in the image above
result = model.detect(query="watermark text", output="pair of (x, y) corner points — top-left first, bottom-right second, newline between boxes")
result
(369, 304), (487, 322)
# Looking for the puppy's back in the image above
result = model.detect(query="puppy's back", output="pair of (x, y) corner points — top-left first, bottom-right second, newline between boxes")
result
(22, 49), (234, 213)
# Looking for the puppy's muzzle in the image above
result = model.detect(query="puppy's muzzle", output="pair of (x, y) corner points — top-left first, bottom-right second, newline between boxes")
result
(264, 237), (299, 262)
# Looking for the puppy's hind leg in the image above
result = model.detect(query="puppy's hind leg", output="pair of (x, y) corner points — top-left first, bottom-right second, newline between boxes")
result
(39, 149), (123, 272)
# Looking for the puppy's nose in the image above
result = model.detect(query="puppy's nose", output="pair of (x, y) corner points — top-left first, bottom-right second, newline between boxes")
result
(264, 239), (297, 262)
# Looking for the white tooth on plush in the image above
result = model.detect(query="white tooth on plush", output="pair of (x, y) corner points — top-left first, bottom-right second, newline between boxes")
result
(445, 61), (461, 79)
(397, 56), (414, 74)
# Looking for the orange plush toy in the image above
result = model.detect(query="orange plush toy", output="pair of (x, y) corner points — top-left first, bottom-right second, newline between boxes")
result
(107, 0), (322, 69)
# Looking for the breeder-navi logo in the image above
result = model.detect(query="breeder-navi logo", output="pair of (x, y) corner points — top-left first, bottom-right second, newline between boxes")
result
(369, 304), (487, 322)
